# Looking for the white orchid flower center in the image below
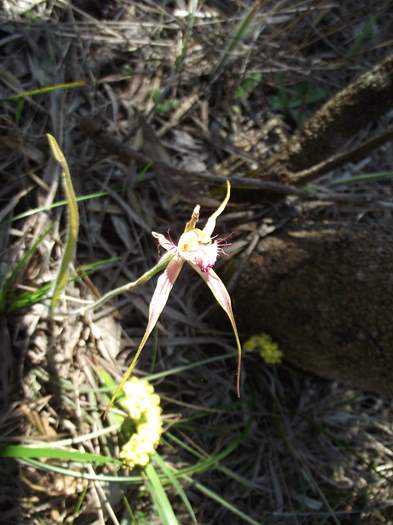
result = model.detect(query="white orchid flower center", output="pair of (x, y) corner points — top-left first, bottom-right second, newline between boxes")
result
(178, 228), (211, 251)
(177, 228), (218, 271)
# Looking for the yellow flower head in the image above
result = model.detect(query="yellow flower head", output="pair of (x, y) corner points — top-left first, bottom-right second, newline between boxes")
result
(119, 377), (163, 470)
(244, 334), (283, 365)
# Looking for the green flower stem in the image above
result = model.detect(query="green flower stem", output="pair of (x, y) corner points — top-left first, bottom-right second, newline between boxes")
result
(76, 251), (174, 315)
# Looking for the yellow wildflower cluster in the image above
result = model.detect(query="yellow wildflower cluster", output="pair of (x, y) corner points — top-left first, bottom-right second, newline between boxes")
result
(119, 377), (163, 470)
(244, 334), (283, 365)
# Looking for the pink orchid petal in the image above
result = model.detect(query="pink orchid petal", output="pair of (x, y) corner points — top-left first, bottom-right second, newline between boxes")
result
(203, 180), (231, 237)
(152, 231), (175, 252)
(148, 257), (184, 332)
(189, 263), (242, 397)
(107, 257), (184, 409)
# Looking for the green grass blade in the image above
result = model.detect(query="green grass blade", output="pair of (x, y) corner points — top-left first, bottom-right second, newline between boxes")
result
(7, 257), (116, 313)
(20, 458), (144, 483)
(164, 430), (244, 476)
(146, 353), (234, 381)
(327, 171), (393, 186)
(5, 81), (86, 101)
(122, 495), (140, 525)
(47, 134), (80, 309)
(0, 223), (52, 313)
(175, 0), (198, 71)
(15, 97), (24, 124)
(153, 453), (197, 524)
(210, 1), (261, 84)
(8, 283), (51, 312)
(182, 473), (263, 525)
(9, 191), (107, 224)
(144, 463), (180, 525)
(73, 483), (89, 518)
(97, 368), (126, 427)
(19, 449), (236, 483)
(77, 257), (119, 278)
(0, 444), (121, 465)
(42, 424), (121, 449)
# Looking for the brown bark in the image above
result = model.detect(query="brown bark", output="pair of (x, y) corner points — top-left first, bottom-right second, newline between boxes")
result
(234, 219), (393, 397)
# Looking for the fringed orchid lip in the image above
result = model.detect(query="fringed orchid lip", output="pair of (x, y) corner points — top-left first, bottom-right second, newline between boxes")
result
(108, 180), (242, 409)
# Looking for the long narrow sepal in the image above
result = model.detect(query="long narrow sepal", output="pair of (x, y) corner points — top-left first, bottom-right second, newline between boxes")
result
(106, 257), (184, 412)
(203, 180), (231, 237)
(190, 264), (242, 397)
(152, 231), (175, 252)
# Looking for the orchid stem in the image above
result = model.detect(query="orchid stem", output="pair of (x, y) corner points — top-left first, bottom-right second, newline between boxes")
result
(74, 251), (174, 315)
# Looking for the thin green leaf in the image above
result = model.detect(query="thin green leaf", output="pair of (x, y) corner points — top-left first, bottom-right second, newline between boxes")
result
(0, 444), (121, 465)
(122, 494), (140, 525)
(327, 171), (393, 186)
(5, 81), (86, 101)
(234, 71), (262, 99)
(135, 161), (154, 183)
(15, 97), (25, 123)
(7, 257), (117, 313)
(47, 134), (80, 309)
(19, 449), (233, 483)
(72, 483), (89, 518)
(144, 463), (179, 525)
(175, 0), (198, 71)
(182, 473), (263, 525)
(77, 257), (119, 278)
(21, 458), (144, 483)
(8, 283), (51, 312)
(9, 191), (107, 224)
(97, 368), (127, 427)
(164, 430), (243, 476)
(98, 367), (118, 391)
(153, 453), (197, 524)
(210, 1), (261, 84)
(146, 353), (234, 381)
(33, 424), (120, 449)
(0, 224), (52, 313)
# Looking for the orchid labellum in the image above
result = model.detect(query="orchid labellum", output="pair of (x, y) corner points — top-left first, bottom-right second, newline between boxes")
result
(108, 181), (242, 409)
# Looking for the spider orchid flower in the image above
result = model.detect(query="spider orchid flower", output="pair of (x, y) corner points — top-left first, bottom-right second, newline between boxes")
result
(108, 181), (242, 410)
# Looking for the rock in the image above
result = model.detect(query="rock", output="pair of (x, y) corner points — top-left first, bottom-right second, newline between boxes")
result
(234, 221), (393, 397)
